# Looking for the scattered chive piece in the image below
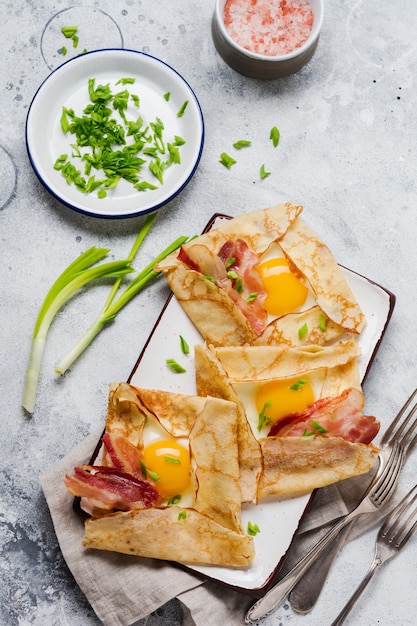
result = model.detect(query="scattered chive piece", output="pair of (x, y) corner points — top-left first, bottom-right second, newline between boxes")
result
(227, 270), (239, 280)
(319, 313), (327, 332)
(233, 139), (252, 149)
(166, 358), (187, 373)
(247, 521), (261, 536)
(148, 470), (160, 481)
(116, 77), (135, 85)
(257, 400), (272, 432)
(247, 292), (258, 302)
(177, 100), (189, 117)
(178, 511), (187, 520)
(204, 274), (217, 283)
(164, 92), (171, 101)
(167, 494), (182, 505)
(180, 335), (190, 355)
(270, 126), (280, 147)
(219, 152), (236, 169)
(225, 257), (236, 269)
(260, 164), (271, 179)
(164, 456), (181, 464)
(61, 26), (78, 39)
(140, 460), (147, 478)
(61, 46), (67, 56)
(72, 35), (79, 49)
(303, 421), (329, 436)
(290, 378), (308, 391)
(298, 322), (308, 340)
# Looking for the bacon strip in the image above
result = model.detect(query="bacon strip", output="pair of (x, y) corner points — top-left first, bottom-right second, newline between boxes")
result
(65, 465), (161, 511)
(102, 432), (143, 476)
(268, 388), (380, 445)
(179, 239), (268, 335)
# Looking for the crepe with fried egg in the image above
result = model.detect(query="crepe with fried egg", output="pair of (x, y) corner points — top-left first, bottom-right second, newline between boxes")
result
(195, 342), (379, 500)
(155, 202), (365, 347)
(65, 382), (254, 567)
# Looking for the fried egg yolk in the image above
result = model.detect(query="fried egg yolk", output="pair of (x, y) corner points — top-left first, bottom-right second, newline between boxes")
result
(257, 257), (308, 317)
(255, 376), (315, 427)
(142, 439), (191, 498)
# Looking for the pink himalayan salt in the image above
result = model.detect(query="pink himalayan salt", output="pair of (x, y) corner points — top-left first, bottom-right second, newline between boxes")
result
(224, 0), (314, 57)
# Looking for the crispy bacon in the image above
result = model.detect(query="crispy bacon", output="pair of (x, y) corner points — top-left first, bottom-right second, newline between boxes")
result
(102, 432), (143, 477)
(268, 388), (380, 444)
(179, 238), (268, 335)
(65, 465), (161, 511)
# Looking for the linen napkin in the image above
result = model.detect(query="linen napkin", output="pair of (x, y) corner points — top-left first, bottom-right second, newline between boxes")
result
(40, 431), (399, 626)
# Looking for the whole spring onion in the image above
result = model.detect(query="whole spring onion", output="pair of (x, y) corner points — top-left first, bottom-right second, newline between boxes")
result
(23, 212), (190, 414)
(55, 222), (189, 375)
(22, 248), (133, 414)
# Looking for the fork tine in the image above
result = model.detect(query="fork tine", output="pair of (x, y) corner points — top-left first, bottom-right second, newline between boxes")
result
(402, 416), (417, 458)
(371, 442), (403, 505)
(381, 388), (417, 446)
(380, 484), (417, 547)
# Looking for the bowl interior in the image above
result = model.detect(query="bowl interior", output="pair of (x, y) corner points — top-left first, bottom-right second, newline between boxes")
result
(215, 0), (323, 62)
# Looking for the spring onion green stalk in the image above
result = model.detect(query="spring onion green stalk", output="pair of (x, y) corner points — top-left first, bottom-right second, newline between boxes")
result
(22, 249), (133, 414)
(55, 233), (189, 375)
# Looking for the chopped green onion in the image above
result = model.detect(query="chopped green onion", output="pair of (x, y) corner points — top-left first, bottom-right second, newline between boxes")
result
(167, 494), (182, 505)
(178, 511), (187, 520)
(219, 152), (236, 169)
(148, 470), (160, 481)
(164, 92), (171, 101)
(233, 139), (252, 149)
(61, 46), (67, 56)
(257, 400), (272, 431)
(270, 126), (280, 147)
(140, 460), (147, 478)
(166, 359), (187, 373)
(247, 292), (258, 302)
(247, 521), (260, 536)
(176, 100), (189, 117)
(61, 26), (78, 39)
(173, 135), (185, 146)
(319, 313), (327, 332)
(290, 378), (308, 391)
(303, 421), (328, 436)
(116, 77), (135, 85)
(225, 257), (236, 269)
(227, 270), (239, 280)
(164, 456), (181, 464)
(55, 77), (186, 199)
(260, 164), (271, 179)
(298, 322), (308, 340)
(180, 335), (190, 355)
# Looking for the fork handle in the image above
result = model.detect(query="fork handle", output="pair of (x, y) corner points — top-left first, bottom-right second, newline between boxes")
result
(330, 559), (381, 626)
(245, 510), (358, 623)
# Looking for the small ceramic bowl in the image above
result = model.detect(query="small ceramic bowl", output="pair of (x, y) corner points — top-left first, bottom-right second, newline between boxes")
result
(212, 0), (323, 79)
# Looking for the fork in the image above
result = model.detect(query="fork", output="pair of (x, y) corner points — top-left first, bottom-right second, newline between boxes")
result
(289, 386), (417, 613)
(330, 483), (417, 625)
(245, 388), (417, 624)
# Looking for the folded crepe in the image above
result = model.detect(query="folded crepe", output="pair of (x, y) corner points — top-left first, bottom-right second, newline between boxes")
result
(65, 383), (254, 568)
(195, 341), (379, 502)
(155, 202), (365, 347)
